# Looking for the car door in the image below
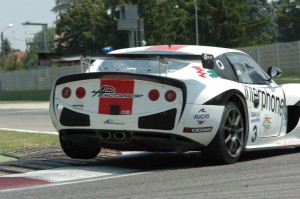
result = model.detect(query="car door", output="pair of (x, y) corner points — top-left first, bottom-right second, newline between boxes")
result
(225, 52), (285, 140)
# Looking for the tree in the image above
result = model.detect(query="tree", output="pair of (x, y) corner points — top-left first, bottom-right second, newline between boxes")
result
(52, 0), (84, 14)
(138, 0), (195, 45)
(243, 0), (278, 46)
(55, 0), (127, 53)
(53, 0), (285, 53)
(276, 0), (300, 42)
(3, 38), (12, 56)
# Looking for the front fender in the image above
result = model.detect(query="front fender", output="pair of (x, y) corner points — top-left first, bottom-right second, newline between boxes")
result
(281, 84), (300, 106)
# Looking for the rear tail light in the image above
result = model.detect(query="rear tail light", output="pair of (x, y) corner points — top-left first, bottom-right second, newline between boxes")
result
(62, 87), (71, 99)
(76, 87), (86, 99)
(165, 90), (176, 102)
(148, 89), (160, 101)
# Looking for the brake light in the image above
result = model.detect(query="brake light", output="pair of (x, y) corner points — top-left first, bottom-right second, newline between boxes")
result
(62, 87), (71, 99)
(76, 87), (86, 99)
(165, 90), (176, 102)
(148, 89), (160, 101)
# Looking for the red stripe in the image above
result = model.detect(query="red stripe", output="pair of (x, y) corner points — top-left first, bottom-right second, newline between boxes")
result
(98, 78), (134, 115)
(0, 177), (50, 190)
(146, 45), (186, 51)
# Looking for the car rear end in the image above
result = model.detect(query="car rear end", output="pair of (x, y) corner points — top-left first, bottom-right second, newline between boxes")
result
(50, 71), (205, 152)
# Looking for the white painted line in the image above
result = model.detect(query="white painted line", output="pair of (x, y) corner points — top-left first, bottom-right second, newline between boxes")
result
(0, 128), (57, 135)
(0, 102), (49, 109)
(3, 166), (136, 183)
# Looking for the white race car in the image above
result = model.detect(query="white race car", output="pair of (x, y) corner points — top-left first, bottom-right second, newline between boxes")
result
(48, 45), (300, 164)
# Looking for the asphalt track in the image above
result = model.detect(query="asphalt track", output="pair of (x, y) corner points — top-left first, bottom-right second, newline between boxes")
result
(1, 102), (300, 198)
(0, 102), (56, 133)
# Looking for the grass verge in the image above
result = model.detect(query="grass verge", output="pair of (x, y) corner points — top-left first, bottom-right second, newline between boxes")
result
(0, 101), (46, 104)
(275, 71), (300, 84)
(0, 130), (59, 153)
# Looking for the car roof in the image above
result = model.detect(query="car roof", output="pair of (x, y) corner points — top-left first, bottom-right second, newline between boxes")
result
(110, 45), (243, 57)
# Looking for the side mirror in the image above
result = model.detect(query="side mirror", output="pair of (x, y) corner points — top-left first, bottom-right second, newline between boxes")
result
(267, 66), (282, 82)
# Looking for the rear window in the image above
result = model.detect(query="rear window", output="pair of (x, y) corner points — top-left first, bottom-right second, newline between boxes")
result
(98, 58), (190, 75)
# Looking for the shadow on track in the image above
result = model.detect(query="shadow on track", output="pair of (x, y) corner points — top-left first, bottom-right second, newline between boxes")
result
(1, 147), (299, 175)
(96, 147), (300, 171)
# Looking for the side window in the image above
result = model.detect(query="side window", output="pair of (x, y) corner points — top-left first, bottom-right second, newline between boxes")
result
(214, 55), (238, 82)
(225, 52), (268, 84)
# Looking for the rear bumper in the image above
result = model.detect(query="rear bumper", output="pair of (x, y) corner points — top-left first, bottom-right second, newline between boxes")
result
(59, 129), (203, 152)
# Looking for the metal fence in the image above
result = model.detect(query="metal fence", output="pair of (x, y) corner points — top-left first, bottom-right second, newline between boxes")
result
(239, 40), (300, 73)
(0, 65), (81, 92)
(0, 41), (299, 92)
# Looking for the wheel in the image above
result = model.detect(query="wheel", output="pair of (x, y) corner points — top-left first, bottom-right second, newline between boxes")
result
(59, 134), (101, 159)
(203, 102), (245, 164)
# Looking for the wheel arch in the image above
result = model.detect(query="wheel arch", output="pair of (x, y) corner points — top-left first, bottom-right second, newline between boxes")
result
(204, 89), (249, 146)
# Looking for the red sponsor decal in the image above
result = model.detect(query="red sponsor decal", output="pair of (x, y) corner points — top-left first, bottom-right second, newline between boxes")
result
(192, 66), (207, 78)
(146, 45), (186, 51)
(98, 78), (134, 115)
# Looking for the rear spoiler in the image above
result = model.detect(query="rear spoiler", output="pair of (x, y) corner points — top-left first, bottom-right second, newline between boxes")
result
(38, 52), (214, 69)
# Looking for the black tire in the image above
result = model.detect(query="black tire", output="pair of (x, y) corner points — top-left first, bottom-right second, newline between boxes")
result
(203, 102), (245, 164)
(59, 134), (101, 159)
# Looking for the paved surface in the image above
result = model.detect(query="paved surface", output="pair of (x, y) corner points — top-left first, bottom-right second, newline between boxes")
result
(1, 102), (300, 198)
(0, 102), (56, 133)
(1, 149), (300, 198)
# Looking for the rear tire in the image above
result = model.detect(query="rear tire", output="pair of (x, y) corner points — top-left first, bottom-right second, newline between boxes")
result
(203, 102), (245, 164)
(59, 134), (101, 159)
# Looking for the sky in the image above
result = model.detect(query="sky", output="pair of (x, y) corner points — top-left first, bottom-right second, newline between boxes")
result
(0, 0), (56, 51)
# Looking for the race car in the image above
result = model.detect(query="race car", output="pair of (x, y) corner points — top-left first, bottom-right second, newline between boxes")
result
(47, 45), (300, 164)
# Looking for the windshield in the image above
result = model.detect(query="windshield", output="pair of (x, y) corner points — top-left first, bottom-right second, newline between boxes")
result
(97, 58), (190, 75)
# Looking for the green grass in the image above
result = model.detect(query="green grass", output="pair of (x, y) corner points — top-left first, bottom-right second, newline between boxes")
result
(0, 130), (59, 153)
(275, 71), (300, 84)
(0, 101), (46, 104)
(275, 77), (300, 84)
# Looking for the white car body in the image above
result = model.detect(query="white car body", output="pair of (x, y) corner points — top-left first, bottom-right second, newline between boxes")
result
(49, 45), (300, 164)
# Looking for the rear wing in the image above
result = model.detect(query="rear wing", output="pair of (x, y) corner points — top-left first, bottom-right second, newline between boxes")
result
(38, 52), (214, 72)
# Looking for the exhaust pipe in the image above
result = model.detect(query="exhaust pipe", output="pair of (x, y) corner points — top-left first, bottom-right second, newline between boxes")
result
(99, 132), (112, 140)
(113, 132), (126, 141)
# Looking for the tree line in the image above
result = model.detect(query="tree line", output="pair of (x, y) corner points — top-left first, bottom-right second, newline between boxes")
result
(3, 0), (300, 71)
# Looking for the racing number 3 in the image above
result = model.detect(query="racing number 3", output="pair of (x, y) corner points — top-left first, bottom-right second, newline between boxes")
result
(251, 125), (257, 142)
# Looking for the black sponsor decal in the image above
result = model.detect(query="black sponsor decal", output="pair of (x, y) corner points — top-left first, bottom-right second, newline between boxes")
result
(251, 125), (257, 142)
(92, 85), (143, 98)
(244, 85), (285, 116)
(183, 126), (213, 133)
(103, 119), (125, 125)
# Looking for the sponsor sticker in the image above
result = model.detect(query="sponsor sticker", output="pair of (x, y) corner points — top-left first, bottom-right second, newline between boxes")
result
(216, 60), (225, 70)
(97, 79), (139, 115)
(250, 112), (260, 123)
(262, 114), (272, 131)
(103, 119), (125, 125)
(276, 140), (300, 146)
(183, 127), (213, 133)
(243, 85), (285, 116)
(192, 66), (218, 78)
(194, 108), (210, 124)
(92, 85), (143, 98)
